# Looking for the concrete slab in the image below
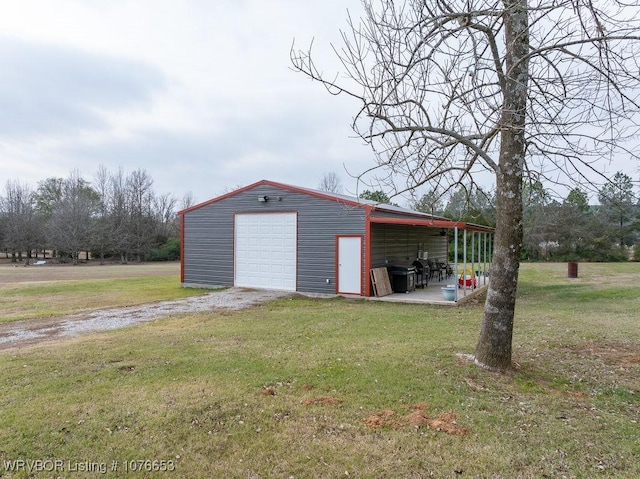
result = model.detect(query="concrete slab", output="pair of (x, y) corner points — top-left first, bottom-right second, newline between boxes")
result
(368, 274), (489, 306)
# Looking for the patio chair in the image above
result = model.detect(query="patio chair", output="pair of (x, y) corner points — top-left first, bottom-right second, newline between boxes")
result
(412, 260), (428, 288)
(445, 263), (453, 278)
(431, 258), (444, 282)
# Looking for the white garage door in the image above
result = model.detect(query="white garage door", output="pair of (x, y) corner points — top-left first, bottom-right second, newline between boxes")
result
(234, 213), (297, 291)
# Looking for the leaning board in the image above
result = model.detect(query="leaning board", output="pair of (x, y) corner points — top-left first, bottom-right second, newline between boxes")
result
(370, 268), (393, 297)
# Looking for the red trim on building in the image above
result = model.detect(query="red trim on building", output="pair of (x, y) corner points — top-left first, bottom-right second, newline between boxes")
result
(178, 179), (494, 234)
(178, 179), (368, 215)
(365, 206), (373, 296)
(369, 216), (494, 233)
(180, 212), (185, 283)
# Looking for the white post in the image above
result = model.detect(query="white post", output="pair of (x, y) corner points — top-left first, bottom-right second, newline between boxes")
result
(471, 231), (476, 289)
(463, 229), (468, 294)
(454, 227), (459, 301)
(483, 232), (488, 286)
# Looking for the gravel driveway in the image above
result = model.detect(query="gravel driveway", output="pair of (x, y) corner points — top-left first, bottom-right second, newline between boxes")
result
(0, 288), (291, 350)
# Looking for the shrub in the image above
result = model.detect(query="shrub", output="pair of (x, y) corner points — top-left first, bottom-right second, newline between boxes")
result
(146, 239), (180, 261)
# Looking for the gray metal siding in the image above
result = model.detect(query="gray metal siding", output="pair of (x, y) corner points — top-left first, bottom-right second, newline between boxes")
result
(182, 185), (367, 294)
(370, 224), (448, 268)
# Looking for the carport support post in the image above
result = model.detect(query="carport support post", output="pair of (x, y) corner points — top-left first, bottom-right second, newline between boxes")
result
(471, 231), (476, 286)
(454, 227), (459, 301)
(476, 232), (481, 284)
(476, 232), (481, 285)
(463, 229), (468, 293)
(483, 233), (488, 286)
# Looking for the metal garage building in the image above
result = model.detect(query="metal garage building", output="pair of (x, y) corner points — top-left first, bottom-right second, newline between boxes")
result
(179, 179), (493, 297)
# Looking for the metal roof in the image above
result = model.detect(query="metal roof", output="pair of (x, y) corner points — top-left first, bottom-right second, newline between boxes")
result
(179, 179), (494, 233)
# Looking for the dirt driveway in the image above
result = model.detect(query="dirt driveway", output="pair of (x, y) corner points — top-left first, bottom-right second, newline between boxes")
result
(0, 288), (291, 350)
(0, 262), (291, 350)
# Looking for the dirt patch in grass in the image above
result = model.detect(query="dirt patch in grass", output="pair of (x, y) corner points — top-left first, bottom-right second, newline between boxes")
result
(461, 289), (487, 306)
(363, 404), (469, 436)
(260, 386), (277, 396)
(594, 271), (640, 287)
(302, 396), (342, 406)
(564, 341), (640, 368)
(363, 409), (404, 429)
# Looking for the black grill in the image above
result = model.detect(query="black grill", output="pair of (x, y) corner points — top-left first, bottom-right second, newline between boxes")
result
(387, 266), (417, 293)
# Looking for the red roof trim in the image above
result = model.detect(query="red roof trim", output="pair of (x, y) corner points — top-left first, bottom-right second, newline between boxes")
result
(178, 179), (494, 233)
(178, 179), (372, 215)
(369, 216), (494, 233)
(178, 180), (268, 215)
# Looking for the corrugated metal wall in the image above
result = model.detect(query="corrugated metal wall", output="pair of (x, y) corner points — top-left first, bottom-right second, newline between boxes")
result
(370, 223), (448, 268)
(182, 184), (367, 294)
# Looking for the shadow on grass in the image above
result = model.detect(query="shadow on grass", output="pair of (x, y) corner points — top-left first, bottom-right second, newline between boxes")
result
(519, 283), (638, 302)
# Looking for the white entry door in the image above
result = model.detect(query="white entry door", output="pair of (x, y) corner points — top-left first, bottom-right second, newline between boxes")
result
(235, 213), (297, 291)
(337, 236), (362, 295)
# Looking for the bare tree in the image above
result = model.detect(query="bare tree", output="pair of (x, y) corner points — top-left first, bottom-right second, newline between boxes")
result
(180, 191), (196, 211)
(292, 0), (640, 371)
(126, 169), (156, 263)
(107, 168), (132, 263)
(318, 172), (344, 194)
(1, 180), (39, 263)
(48, 171), (100, 264)
(33, 177), (65, 258)
(94, 167), (177, 263)
(154, 193), (178, 242)
(92, 165), (115, 264)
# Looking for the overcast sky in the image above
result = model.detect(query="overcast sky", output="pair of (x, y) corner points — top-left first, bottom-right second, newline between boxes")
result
(0, 0), (381, 205)
(1, 1), (637, 208)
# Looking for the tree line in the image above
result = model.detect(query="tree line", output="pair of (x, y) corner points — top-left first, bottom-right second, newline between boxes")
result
(409, 172), (640, 262)
(320, 171), (640, 262)
(4, 166), (639, 265)
(0, 167), (190, 264)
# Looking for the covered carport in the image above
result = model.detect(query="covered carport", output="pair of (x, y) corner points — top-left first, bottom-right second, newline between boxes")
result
(365, 213), (494, 302)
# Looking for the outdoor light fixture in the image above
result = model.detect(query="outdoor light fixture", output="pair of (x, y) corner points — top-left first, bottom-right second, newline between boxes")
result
(257, 195), (268, 202)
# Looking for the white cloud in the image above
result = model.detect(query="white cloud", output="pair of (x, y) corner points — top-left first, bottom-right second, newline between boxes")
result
(0, 0), (372, 202)
(0, 1), (637, 207)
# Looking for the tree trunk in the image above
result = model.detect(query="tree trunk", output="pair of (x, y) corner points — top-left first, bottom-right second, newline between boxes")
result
(475, 0), (529, 372)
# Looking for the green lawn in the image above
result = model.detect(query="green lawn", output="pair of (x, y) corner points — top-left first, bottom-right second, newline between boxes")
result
(0, 263), (638, 478)
(0, 275), (207, 323)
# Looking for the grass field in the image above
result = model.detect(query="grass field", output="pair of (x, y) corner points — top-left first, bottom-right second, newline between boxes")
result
(0, 262), (638, 478)
(0, 262), (207, 323)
